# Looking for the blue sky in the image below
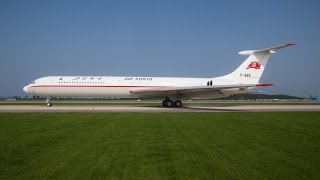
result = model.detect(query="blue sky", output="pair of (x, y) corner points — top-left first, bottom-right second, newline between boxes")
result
(0, 0), (319, 97)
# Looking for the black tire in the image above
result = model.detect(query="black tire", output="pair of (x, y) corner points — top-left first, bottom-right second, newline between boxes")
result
(46, 102), (52, 107)
(166, 100), (173, 107)
(175, 100), (182, 107)
(162, 100), (167, 107)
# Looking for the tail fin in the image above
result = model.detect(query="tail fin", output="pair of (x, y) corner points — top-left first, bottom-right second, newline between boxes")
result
(221, 43), (295, 84)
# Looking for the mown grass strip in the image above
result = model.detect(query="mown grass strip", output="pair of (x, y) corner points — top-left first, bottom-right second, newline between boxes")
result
(0, 112), (319, 179)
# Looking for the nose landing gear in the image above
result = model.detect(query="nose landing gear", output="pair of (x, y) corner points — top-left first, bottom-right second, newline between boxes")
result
(46, 98), (52, 107)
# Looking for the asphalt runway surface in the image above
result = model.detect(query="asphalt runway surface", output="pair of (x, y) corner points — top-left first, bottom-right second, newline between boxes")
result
(0, 105), (320, 112)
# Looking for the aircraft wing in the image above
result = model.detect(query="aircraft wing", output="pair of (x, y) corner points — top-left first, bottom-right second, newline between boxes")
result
(130, 84), (259, 98)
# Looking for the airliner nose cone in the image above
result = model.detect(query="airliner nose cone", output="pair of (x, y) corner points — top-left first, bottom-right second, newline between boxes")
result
(23, 86), (29, 93)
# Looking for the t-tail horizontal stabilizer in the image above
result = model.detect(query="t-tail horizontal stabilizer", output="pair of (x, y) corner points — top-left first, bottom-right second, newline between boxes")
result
(238, 43), (295, 55)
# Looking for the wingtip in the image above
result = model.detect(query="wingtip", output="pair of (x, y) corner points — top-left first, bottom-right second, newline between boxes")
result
(287, 43), (296, 46)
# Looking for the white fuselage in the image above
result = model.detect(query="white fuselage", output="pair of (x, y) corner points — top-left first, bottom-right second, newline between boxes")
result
(23, 76), (245, 99)
(23, 43), (294, 101)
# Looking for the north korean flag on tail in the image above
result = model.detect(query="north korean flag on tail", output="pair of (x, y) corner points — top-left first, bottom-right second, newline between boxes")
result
(247, 61), (261, 69)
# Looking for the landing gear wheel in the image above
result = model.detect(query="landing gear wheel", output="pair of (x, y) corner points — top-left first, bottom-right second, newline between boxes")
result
(162, 100), (167, 107)
(175, 100), (182, 107)
(165, 100), (173, 107)
(46, 102), (52, 107)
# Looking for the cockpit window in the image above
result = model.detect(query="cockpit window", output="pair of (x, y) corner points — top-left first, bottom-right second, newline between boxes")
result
(31, 81), (35, 84)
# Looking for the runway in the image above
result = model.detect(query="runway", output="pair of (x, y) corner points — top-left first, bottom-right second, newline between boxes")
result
(0, 105), (320, 112)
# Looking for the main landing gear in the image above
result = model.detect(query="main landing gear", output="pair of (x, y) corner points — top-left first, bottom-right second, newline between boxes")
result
(46, 98), (52, 107)
(162, 99), (182, 108)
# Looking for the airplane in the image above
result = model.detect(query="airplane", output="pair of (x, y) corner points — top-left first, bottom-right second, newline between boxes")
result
(23, 43), (295, 107)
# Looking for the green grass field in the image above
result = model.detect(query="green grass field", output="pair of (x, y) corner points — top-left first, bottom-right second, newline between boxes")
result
(0, 112), (319, 179)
